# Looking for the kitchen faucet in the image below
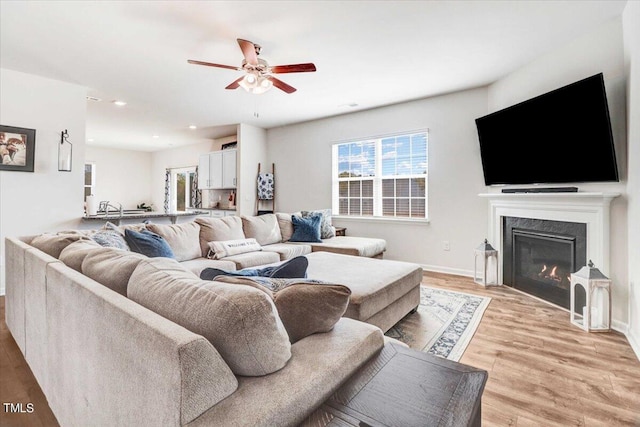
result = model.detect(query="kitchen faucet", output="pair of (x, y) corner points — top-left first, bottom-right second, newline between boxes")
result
(99, 201), (123, 217)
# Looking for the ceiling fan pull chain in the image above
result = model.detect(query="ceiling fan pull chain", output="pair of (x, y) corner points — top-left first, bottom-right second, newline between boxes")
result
(254, 97), (260, 118)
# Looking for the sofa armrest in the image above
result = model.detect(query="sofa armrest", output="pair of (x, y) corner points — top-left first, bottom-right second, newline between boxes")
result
(45, 263), (238, 426)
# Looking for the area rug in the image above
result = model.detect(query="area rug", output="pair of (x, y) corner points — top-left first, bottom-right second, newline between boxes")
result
(385, 286), (491, 361)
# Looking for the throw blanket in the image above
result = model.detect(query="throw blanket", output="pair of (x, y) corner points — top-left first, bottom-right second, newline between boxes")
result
(257, 173), (274, 200)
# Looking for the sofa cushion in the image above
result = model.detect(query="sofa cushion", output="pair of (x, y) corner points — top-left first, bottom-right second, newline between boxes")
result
(30, 232), (92, 258)
(301, 209), (336, 239)
(207, 238), (261, 260)
(261, 243), (312, 260)
(187, 318), (384, 427)
(311, 236), (386, 258)
(215, 276), (351, 343)
(242, 214), (282, 246)
(81, 247), (147, 296)
(127, 258), (292, 377)
(196, 216), (245, 257)
(306, 252), (422, 322)
(276, 212), (295, 242)
(124, 229), (175, 258)
(58, 239), (102, 271)
(290, 214), (322, 243)
(222, 250), (281, 269)
(146, 222), (201, 262)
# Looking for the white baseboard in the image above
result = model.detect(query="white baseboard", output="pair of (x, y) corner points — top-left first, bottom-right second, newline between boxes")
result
(421, 264), (474, 278)
(627, 328), (640, 361)
(611, 319), (628, 334)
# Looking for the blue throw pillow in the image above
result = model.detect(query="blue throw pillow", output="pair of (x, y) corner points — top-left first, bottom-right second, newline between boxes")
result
(290, 214), (322, 243)
(124, 229), (175, 258)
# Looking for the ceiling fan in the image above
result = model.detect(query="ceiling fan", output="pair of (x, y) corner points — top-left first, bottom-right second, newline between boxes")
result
(188, 39), (316, 94)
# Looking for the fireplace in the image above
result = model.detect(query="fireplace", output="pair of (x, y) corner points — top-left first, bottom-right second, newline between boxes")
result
(503, 217), (587, 309)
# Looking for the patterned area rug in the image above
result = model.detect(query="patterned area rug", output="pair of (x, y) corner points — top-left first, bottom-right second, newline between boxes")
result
(385, 286), (491, 361)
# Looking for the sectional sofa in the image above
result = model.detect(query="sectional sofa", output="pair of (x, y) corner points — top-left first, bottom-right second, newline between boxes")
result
(4, 213), (422, 426)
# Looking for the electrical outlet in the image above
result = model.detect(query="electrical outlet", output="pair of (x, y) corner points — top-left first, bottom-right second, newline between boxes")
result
(443, 241), (450, 251)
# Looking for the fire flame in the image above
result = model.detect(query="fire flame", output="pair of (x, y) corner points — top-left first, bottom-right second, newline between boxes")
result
(538, 264), (563, 283)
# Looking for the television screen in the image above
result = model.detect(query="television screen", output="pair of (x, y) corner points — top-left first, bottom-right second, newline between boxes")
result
(475, 73), (619, 186)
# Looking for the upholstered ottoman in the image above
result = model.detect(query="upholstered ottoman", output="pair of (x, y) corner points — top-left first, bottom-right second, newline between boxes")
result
(305, 252), (422, 332)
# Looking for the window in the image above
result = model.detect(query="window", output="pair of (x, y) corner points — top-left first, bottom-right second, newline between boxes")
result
(84, 163), (96, 200)
(332, 130), (428, 219)
(171, 167), (197, 212)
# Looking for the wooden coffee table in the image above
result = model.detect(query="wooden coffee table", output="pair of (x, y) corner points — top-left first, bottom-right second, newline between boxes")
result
(302, 343), (487, 427)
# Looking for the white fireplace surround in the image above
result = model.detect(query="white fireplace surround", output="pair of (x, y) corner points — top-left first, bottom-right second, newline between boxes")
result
(479, 192), (620, 285)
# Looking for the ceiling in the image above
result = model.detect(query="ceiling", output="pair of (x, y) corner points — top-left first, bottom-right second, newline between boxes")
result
(0, 1), (628, 152)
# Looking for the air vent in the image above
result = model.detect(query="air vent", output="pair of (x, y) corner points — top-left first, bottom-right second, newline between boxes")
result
(86, 96), (102, 102)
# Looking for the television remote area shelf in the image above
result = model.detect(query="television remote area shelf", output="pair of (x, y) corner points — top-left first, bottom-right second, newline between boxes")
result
(501, 187), (579, 193)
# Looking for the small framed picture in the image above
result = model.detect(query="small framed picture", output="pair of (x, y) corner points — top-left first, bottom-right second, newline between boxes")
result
(0, 125), (36, 172)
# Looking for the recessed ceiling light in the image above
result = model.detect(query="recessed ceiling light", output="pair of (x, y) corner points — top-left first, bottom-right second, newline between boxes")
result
(87, 138), (94, 142)
(112, 100), (127, 106)
(152, 135), (160, 139)
(188, 125), (197, 130)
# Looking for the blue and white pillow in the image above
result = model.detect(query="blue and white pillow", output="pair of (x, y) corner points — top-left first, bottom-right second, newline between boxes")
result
(91, 229), (129, 250)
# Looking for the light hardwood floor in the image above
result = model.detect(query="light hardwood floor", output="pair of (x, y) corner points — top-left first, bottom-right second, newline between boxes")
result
(425, 271), (640, 427)
(1, 273), (639, 427)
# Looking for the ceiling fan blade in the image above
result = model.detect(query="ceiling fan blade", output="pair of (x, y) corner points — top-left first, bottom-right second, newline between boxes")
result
(237, 38), (258, 66)
(268, 76), (297, 94)
(225, 76), (244, 90)
(270, 63), (317, 74)
(187, 59), (241, 71)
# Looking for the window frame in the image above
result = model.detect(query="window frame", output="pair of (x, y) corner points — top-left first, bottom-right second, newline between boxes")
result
(332, 129), (429, 223)
(84, 163), (96, 201)
(170, 167), (197, 212)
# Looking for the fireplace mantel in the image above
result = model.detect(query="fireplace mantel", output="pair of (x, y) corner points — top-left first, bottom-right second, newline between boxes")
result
(479, 192), (620, 284)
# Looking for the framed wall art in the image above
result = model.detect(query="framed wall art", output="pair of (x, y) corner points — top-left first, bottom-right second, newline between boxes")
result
(0, 125), (36, 172)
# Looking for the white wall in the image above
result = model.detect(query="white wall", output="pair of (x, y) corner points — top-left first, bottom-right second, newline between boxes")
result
(0, 69), (86, 294)
(623, 1), (640, 358)
(267, 87), (489, 275)
(237, 123), (268, 217)
(487, 17), (630, 329)
(85, 146), (152, 210)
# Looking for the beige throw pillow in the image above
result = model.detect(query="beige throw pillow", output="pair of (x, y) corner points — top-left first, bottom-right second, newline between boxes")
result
(81, 247), (147, 296)
(59, 239), (102, 271)
(195, 216), (245, 257)
(146, 222), (201, 262)
(276, 212), (295, 242)
(30, 232), (92, 259)
(128, 258), (292, 376)
(214, 276), (351, 343)
(242, 214), (283, 246)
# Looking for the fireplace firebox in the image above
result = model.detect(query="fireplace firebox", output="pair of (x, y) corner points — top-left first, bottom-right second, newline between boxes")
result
(503, 217), (587, 310)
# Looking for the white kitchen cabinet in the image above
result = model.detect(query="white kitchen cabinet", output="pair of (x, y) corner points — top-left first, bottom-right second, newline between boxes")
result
(222, 149), (237, 188)
(198, 149), (236, 189)
(197, 154), (210, 190)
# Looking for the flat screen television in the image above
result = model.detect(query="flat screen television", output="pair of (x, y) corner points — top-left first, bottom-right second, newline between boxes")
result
(475, 73), (619, 186)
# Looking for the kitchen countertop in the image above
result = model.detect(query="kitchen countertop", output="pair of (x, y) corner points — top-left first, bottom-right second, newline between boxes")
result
(82, 211), (207, 225)
(196, 207), (237, 211)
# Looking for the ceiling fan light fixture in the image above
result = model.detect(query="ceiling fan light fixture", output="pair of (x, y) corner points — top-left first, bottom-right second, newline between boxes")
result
(239, 73), (272, 94)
